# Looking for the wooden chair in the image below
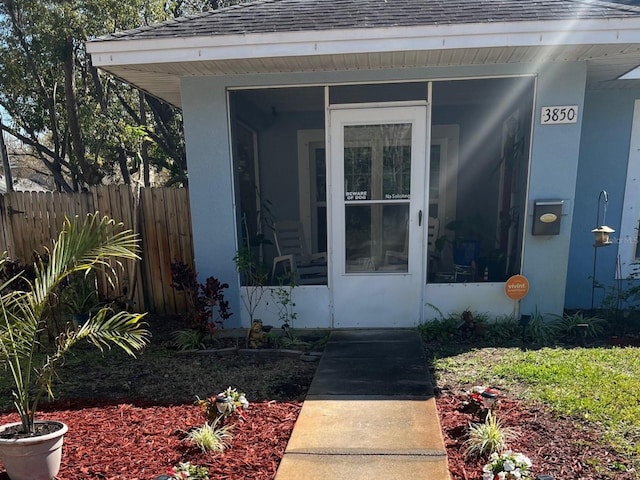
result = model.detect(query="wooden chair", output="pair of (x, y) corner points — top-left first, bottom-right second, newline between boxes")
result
(384, 216), (440, 270)
(271, 221), (327, 285)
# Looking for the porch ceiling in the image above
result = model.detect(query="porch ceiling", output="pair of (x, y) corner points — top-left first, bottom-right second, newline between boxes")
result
(97, 44), (640, 106)
(100, 43), (640, 107)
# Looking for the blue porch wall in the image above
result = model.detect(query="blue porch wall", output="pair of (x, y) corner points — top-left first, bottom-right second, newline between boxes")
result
(566, 89), (640, 310)
(180, 61), (587, 325)
(519, 62), (587, 317)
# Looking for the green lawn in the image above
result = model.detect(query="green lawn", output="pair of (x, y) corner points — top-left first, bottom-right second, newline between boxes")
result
(434, 346), (640, 459)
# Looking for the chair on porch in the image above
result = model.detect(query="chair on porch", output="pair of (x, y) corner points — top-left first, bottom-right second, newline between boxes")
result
(271, 221), (327, 285)
(384, 216), (440, 271)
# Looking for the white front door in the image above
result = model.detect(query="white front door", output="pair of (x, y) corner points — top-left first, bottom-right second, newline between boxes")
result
(328, 104), (428, 327)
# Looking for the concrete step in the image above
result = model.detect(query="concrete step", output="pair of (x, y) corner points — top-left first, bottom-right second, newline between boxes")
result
(276, 454), (450, 480)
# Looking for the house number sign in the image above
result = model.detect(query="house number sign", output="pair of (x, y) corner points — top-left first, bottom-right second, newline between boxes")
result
(540, 105), (578, 125)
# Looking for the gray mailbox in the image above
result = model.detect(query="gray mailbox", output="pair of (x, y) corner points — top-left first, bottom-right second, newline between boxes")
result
(532, 200), (563, 236)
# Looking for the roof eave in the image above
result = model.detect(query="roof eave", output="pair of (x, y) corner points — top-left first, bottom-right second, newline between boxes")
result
(87, 18), (640, 67)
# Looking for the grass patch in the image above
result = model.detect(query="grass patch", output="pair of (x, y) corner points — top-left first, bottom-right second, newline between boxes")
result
(433, 345), (640, 463)
(493, 347), (640, 457)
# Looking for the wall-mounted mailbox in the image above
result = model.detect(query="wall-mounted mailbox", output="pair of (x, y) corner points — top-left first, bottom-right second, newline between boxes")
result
(532, 200), (563, 236)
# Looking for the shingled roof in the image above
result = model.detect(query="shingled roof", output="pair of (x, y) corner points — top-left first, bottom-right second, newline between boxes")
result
(95, 0), (640, 42)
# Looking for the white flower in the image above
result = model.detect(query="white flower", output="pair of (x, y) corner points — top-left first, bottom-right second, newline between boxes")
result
(515, 453), (532, 468)
(497, 472), (507, 480)
(489, 452), (500, 461)
(483, 464), (494, 473)
(503, 460), (515, 472)
(239, 395), (249, 408)
(482, 472), (494, 480)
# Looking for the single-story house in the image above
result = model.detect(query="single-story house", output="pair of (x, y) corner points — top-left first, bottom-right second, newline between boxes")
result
(87, 0), (640, 328)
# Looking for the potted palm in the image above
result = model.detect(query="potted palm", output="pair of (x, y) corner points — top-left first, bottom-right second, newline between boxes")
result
(0, 213), (150, 480)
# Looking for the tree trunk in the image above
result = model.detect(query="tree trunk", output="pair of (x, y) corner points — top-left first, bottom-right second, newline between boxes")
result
(139, 91), (151, 187)
(0, 119), (13, 192)
(63, 37), (101, 187)
(118, 149), (131, 185)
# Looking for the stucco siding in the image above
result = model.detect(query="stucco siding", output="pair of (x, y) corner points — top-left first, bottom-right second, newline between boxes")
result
(520, 61), (587, 317)
(566, 88), (640, 310)
(181, 76), (244, 327)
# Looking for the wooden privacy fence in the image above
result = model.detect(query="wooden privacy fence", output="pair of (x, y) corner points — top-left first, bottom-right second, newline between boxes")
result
(0, 186), (194, 315)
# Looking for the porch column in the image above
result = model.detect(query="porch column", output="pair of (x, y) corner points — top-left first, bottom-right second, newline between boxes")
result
(181, 77), (242, 327)
(521, 61), (587, 316)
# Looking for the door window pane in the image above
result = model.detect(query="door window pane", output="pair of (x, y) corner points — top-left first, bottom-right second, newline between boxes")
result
(345, 204), (409, 273)
(344, 146), (371, 200)
(344, 124), (411, 201)
(383, 145), (411, 199)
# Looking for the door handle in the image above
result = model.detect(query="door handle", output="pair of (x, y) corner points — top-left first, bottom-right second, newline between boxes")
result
(418, 210), (423, 227)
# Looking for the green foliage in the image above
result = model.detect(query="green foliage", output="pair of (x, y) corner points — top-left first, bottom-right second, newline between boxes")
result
(464, 412), (514, 458)
(0, 0), (192, 190)
(171, 329), (206, 350)
(234, 248), (267, 323)
(0, 213), (150, 434)
(551, 312), (606, 343)
(484, 315), (520, 344)
(196, 387), (249, 423)
(186, 419), (233, 454)
(60, 274), (100, 315)
(523, 310), (559, 345)
(169, 462), (209, 480)
(273, 272), (297, 328)
(418, 316), (460, 342)
(170, 261), (232, 331)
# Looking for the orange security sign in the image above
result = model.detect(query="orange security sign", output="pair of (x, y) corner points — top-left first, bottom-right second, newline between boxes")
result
(504, 275), (529, 300)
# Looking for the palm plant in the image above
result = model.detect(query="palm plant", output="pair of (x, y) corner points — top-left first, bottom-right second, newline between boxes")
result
(0, 213), (150, 434)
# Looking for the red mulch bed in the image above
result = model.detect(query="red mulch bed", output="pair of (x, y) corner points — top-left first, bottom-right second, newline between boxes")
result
(2, 392), (635, 479)
(0, 398), (301, 480)
(436, 392), (635, 480)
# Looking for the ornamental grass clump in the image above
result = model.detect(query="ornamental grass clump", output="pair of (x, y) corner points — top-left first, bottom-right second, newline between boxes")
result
(465, 412), (515, 458)
(186, 387), (249, 454)
(186, 418), (234, 454)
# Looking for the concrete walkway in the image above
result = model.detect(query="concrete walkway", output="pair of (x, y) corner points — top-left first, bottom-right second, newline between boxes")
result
(275, 330), (451, 480)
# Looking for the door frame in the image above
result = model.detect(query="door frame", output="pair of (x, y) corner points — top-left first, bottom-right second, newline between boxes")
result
(327, 101), (430, 327)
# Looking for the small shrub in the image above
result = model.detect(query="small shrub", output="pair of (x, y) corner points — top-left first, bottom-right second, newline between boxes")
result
(170, 261), (232, 331)
(171, 329), (207, 350)
(418, 316), (459, 342)
(196, 387), (249, 422)
(168, 461), (209, 479)
(465, 412), (515, 458)
(485, 316), (520, 344)
(186, 419), (233, 453)
(524, 310), (559, 345)
(273, 272), (297, 329)
(552, 312), (606, 343)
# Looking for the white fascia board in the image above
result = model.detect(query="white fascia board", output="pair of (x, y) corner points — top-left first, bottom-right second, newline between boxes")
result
(87, 18), (640, 67)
